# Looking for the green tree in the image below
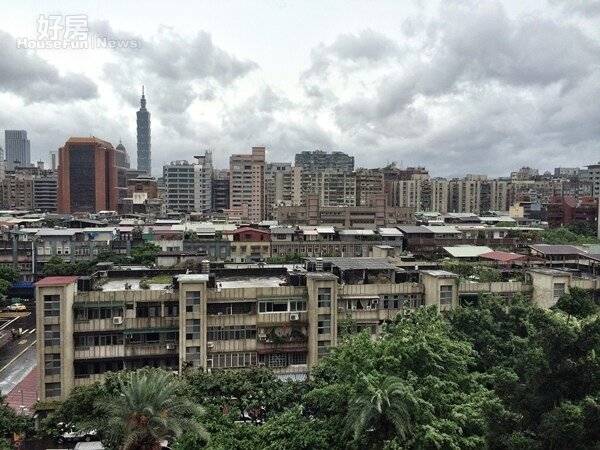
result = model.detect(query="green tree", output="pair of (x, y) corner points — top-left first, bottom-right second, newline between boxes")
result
(345, 374), (431, 449)
(553, 287), (598, 319)
(100, 369), (207, 450)
(131, 243), (161, 265)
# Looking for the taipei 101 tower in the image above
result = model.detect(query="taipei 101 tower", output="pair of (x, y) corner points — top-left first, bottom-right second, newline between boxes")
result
(136, 86), (151, 174)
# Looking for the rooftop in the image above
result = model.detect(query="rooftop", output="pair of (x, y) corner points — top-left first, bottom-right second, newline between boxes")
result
(36, 276), (79, 287)
(443, 245), (493, 258)
(307, 257), (396, 271)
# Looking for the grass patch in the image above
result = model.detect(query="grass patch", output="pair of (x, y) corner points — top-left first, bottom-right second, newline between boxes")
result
(146, 274), (173, 284)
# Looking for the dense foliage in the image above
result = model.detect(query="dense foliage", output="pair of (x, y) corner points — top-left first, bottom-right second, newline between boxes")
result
(42, 243), (161, 276)
(44, 294), (600, 449)
(541, 226), (600, 245)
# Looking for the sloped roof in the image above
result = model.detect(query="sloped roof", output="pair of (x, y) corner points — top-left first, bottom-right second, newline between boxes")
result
(480, 251), (527, 263)
(443, 245), (493, 258)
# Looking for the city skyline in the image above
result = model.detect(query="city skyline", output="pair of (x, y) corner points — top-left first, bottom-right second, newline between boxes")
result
(2, 1), (600, 177)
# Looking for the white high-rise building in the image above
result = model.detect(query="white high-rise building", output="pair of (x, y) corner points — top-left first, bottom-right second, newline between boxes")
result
(163, 151), (213, 214)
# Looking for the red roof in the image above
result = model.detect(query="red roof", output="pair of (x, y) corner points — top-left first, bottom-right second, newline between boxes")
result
(6, 366), (38, 414)
(480, 251), (527, 263)
(36, 276), (79, 287)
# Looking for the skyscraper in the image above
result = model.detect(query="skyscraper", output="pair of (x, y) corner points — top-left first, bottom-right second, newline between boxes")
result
(136, 86), (151, 175)
(57, 137), (119, 213)
(5, 130), (31, 170)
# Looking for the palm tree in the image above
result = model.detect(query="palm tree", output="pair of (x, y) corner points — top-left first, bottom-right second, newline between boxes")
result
(101, 369), (208, 450)
(345, 373), (431, 449)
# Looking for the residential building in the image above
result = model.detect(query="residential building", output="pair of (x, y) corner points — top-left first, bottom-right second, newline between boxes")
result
(229, 147), (266, 223)
(57, 137), (119, 214)
(211, 170), (230, 211)
(163, 152), (213, 214)
(265, 163), (293, 219)
(275, 193), (414, 228)
(5, 130), (31, 171)
(355, 169), (384, 206)
(115, 141), (131, 204)
(294, 150), (354, 173)
(163, 161), (195, 213)
(37, 262), (591, 401)
(33, 172), (58, 212)
(0, 171), (34, 210)
(136, 87), (152, 174)
(586, 163), (600, 198)
(193, 152), (213, 215)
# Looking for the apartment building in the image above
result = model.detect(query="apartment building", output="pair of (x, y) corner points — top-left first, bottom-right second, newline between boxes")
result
(37, 262), (588, 401)
(265, 163), (293, 219)
(163, 161), (195, 212)
(230, 147), (266, 222)
(33, 172), (58, 212)
(294, 150), (354, 173)
(211, 169), (230, 211)
(193, 152), (213, 214)
(275, 194), (414, 228)
(293, 169), (357, 207)
(0, 172), (34, 210)
(162, 152), (213, 214)
(355, 169), (385, 207)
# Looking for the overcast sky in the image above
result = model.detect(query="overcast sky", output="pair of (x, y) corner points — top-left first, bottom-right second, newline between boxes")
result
(2, 0), (600, 176)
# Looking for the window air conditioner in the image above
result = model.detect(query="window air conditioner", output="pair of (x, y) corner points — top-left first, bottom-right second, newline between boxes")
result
(112, 316), (123, 325)
(207, 341), (214, 348)
(290, 313), (300, 321)
(166, 343), (175, 350)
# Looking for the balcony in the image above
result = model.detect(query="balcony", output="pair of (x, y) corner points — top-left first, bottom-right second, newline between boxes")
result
(124, 316), (179, 330)
(124, 342), (178, 357)
(256, 311), (308, 325)
(74, 345), (125, 360)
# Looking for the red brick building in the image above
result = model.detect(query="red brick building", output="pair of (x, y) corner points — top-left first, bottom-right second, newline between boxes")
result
(57, 137), (119, 213)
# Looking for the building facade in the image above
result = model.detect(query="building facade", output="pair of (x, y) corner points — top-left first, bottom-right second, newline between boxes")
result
(229, 147), (266, 223)
(57, 137), (119, 214)
(294, 150), (354, 173)
(5, 130), (31, 171)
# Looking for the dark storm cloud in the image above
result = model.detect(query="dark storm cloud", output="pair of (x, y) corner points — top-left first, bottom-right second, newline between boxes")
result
(0, 31), (97, 103)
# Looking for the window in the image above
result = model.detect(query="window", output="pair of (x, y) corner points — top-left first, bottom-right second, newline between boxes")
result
(45, 382), (61, 398)
(318, 314), (331, 335)
(44, 324), (60, 347)
(258, 300), (289, 313)
(186, 319), (201, 340)
(43, 295), (60, 317)
(553, 283), (566, 300)
(44, 353), (61, 376)
(186, 291), (201, 313)
(207, 302), (254, 315)
(318, 288), (331, 308)
(186, 346), (201, 361)
(440, 285), (453, 306)
(212, 352), (257, 368)
(164, 301), (179, 317)
(317, 340), (330, 356)
(289, 300), (307, 312)
(207, 326), (257, 341)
